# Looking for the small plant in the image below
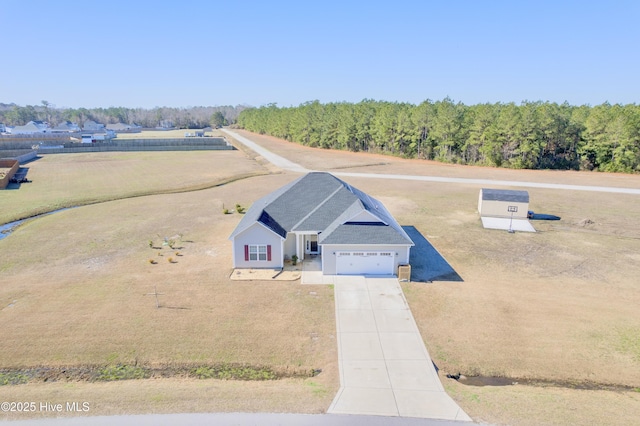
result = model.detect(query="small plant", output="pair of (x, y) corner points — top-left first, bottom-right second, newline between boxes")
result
(175, 251), (181, 256)
(291, 255), (298, 265)
(168, 239), (176, 249)
(0, 371), (29, 386)
(97, 365), (147, 382)
(168, 257), (174, 263)
(235, 203), (246, 214)
(148, 259), (157, 264)
(148, 240), (153, 248)
(157, 252), (163, 256)
(223, 208), (230, 214)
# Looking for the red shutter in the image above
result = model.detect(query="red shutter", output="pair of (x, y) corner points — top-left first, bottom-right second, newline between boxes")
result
(244, 245), (249, 261)
(267, 245), (272, 261)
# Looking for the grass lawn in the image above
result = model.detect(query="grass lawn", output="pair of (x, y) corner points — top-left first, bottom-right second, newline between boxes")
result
(0, 149), (266, 225)
(1, 132), (640, 424)
(114, 129), (222, 140)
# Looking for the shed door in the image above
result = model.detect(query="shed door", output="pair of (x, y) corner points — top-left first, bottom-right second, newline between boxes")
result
(336, 251), (394, 275)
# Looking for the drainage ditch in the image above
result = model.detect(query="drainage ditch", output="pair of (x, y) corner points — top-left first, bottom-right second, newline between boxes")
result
(447, 374), (639, 392)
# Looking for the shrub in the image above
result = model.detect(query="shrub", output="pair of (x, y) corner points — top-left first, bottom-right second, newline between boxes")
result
(97, 365), (147, 382)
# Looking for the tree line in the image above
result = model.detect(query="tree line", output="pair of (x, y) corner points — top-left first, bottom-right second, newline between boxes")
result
(237, 99), (640, 173)
(0, 102), (246, 130)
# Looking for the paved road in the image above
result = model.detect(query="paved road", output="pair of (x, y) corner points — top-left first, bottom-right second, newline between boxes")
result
(1, 413), (476, 426)
(222, 129), (309, 173)
(222, 129), (640, 195)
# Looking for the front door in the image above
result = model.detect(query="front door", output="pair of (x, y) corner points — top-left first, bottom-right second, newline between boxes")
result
(305, 235), (319, 254)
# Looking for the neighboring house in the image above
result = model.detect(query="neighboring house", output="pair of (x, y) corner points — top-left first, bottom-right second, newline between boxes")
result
(0, 123), (6, 133)
(106, 122), (139, 131)
(478, 188), (535, 232)
(83, 120), (105, 131)
(229, 172), (414, 276)
(31, 120), (49, 131)
(80, 129), (116, 143)
(10, 121), (48, 134)
(51, 121), (81, 133)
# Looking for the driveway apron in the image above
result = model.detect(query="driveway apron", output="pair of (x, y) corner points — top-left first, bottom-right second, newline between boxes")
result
(328, 276), (471, 421)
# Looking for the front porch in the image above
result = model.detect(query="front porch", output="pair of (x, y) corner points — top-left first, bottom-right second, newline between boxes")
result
(301, 254), (335, 285)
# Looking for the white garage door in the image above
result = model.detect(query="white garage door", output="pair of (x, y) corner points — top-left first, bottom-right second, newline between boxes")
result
(336, 251), (395, 275)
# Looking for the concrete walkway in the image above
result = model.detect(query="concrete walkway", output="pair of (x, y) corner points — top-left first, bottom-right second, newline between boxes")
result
(311, 274), (471, 421)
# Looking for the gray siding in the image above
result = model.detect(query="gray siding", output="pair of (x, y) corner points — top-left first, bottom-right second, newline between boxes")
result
(232, 223), (283, 269)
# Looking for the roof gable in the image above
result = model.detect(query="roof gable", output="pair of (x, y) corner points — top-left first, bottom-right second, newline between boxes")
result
(229, 172), (413, 246)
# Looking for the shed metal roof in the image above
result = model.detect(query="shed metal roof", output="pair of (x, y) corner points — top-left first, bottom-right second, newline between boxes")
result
(481, 188), (529, 203)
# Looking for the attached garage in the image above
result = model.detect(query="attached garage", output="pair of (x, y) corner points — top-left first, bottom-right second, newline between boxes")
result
(335, 251), (395, 275)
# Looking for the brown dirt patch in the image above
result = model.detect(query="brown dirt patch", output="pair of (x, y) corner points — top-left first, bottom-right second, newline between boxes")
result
(2, 132), (640, 424)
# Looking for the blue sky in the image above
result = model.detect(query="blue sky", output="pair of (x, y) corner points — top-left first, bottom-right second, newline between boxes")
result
(2, 0), (638, 108)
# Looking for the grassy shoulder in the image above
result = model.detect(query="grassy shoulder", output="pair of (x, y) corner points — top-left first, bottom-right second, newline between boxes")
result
(0, 149), (267, 225)
(0, 377), (334, 420)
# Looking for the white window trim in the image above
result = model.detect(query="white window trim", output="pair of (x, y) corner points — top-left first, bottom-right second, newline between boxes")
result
(249, 244), (268, 261)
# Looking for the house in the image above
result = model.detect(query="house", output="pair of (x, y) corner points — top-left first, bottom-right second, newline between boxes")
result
(0, 123), (6, 133)
(10, 121), (48, 134)
(106, 122), (140, 132)
(83, 120), (105, 131)
(51, 121), (81, 133)
(478, 188), (535, 232)
(229, 172), (414, 275)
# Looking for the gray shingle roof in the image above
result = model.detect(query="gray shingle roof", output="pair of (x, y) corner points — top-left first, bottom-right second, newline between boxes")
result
(320, 223), (412, 245)
(481, 188), (529, 203)
(229, 172), (413, 246)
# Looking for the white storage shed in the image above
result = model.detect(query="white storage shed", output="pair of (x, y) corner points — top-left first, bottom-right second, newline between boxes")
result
(478, 188), (529, 219)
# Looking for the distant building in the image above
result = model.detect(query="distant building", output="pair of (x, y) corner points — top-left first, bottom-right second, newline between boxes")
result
(10, 121), (48, 134)
(80, 129), (116, 143)
(0, 123), (6, 133)
(83, 120), (105, 131)
(106, 123), (142, 132)
(52, 121), (81, 133)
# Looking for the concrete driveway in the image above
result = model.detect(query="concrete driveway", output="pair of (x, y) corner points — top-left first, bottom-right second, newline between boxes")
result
(327, 276), (471, 421)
